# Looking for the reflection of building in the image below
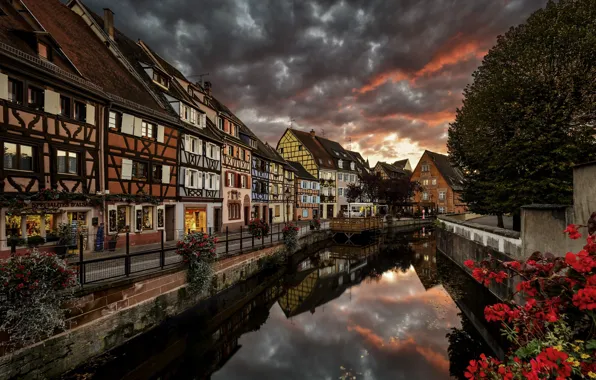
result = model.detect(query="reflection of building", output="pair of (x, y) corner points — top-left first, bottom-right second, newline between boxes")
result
(409, 230), (440, 290)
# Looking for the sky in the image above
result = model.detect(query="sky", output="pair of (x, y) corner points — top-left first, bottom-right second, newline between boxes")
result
(83, 0), (548, 168)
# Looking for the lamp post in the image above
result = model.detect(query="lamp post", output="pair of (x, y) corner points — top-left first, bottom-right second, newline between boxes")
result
(284, 187), (294, 223)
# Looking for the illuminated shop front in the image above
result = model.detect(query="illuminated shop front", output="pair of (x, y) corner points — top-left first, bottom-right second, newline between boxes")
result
(185, 207), (207, 233)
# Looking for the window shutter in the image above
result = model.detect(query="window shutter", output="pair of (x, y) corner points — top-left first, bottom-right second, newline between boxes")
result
(198, 139), (203, 156)
(157, 125), (165, 143)
(156, 205), (165, 230)
(162, 165), (171, 184)
(216, 175), (220, 191)
(121, 113), (134, 135)
(86, 104), (96, 125)
(121, 158), (133, 180)
(184, 168), (190, 187)
(133, 117), (143, 137)
(225, 171), (230, 187)
(197, 172), (203, 189)
(0, 73), (8, 100)
(134, 205), (143, 232)
(44, 89), (60, 115)
(184, 135), (190, 151)
(236, 173), (241, 188)
(107, 204), (117, 234)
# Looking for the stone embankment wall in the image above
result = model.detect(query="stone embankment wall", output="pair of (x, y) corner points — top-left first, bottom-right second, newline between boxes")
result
(0, 231), (330, 379)
(436, 216), (521, 301)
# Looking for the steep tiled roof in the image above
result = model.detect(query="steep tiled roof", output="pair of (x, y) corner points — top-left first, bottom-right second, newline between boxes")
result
(379, 161), (407, 176)
(291, 129), (335, 170)
(22, 0), (162, 111)
(140, 42), (187, 82)
(393, 159), (409, 170)
(287, 161), (317, 180)
(316, 136), (357, 173)
(424, 151), (465, 191)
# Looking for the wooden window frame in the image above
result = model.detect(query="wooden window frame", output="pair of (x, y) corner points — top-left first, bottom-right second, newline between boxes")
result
(27, 85), (44, 111)
(56, 149), (80, 175)
(108, 111), (122, 131)
(132, 161), (148, 181)
(8, 78), (23, 105)
(141, 121), (156, 139)
(3, 142), (36, 172)
(152, 164), (163, 183)
(74, 100), (86, 122)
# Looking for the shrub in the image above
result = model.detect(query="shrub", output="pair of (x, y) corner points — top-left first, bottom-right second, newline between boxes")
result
(463, 214), (596, 379)
(258, 249), (286, 273)
(26, 235), (45, 247)
(248, 219), (269, 239)
(310, 218), (321, 231)
(176, 232), (218, 294)
(282, 222), (300, 252)
(0, 249), (78, 350)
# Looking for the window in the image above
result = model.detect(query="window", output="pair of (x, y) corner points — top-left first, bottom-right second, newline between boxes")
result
(302, 195), (308, 203)
(38, 42), (50, 60)
(217, 117), (224, 130)
(439, 191), (446, 201)
(351, 174), (356, 182)
(422, 179), (429, 186)
(188, 169), (200, 189)
(142, 206), (153, 230)
(350, 162), (355, 170)
(240, 175), (246, 189)
(60, 95), (71, 118)
(8, 78), (23, 104)
(280, 148), (284, 154)
(421, 162), (430, 172)
(117, 205), (130, 232)
(57, 150), (78, 174)
(141, 121), (156, 138)
(275, 205), (280, 217)
(152, 71), (168, 87)
(227, 145), (234, 156)
(438, 207), (445, 214)
(74, 100), (86, 122)
(109, 111), (122, 130)
(4, 143), (34, 171)
(432, 178), (437, 185)
(318, 158), (322, 164)
(298, 145), (303, 151)
(302, 209), (308, 218)
(181, 104), (198, 125)
(227, 172), (235, 187)
(188, 136), (201, 155)
(338, 188), (344, 196)
(338, 173), (343, 181)
(229, 203), (241, 220)
(422, 192), (429, 201)
(152, 164), (163, 182)
(338, 160), (343, 168)
(27, 86), (44, 110)
(132, 161), (148, 180)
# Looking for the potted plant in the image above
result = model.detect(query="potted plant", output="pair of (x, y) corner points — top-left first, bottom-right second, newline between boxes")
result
(55, 222), (73, 258)
(248, 219), (269, 239)
(26, 235), (45, 247)
(107, 233), (119, 251)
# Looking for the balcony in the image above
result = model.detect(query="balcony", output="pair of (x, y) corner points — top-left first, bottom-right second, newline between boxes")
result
(321, 195), (336, 203)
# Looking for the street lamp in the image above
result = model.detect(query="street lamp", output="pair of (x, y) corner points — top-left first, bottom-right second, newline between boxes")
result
(284, 187), (294, 223)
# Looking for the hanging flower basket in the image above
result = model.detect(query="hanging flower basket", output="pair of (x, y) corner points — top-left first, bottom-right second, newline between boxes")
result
(176, 232), (218, 293)
(248, 219), (269, 239)
(282, 222), (300, 251)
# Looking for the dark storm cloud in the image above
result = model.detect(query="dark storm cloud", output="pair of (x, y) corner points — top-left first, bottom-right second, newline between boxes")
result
(82, 0), (548, 164)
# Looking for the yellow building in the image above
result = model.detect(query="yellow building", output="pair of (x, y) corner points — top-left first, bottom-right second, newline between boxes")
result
(276, 129), (338, 219)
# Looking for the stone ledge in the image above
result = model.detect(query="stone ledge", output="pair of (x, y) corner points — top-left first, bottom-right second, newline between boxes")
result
(438, 215), (520, 239)
(521, 204), (570, 210)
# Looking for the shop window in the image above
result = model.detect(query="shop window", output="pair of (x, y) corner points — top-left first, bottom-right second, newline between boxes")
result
(60, 95), (71, 118)
(132, 161), (148, 180)
(5, 215), (22, 238)
(109, 111), (122, 131)
(4, 142), (34, 171)
(184, 208), (206, 233)
(27, 86), (44, 110)
(57, 150), (79, 175)
(142, 206), (153, 230)
(25, 215), (42, 237)
(45, 214), (55, 235)
(117, 205), (130, 232)
(74, 100), (86, 122)
(8, 78), (23, 104)
(228, 203), (241, 220)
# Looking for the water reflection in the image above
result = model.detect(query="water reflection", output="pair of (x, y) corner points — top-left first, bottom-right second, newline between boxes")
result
(64, 228), (496, 380)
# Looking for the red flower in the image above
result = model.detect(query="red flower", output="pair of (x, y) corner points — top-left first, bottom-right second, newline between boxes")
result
(504, 261), (522, 271)
(564, 224), (582, 239)
(565, 250), (596, 273)
(572, 286), (596, 310)
(464, 260), (475, 269)
(516, 280), (538, 296)
(484, 303), (511, 322)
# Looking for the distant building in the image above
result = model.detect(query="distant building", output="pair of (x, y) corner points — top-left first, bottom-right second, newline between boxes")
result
(410, 151), (466, 214)
(373, 162), (407, 180)
(392, 159), (412, 173)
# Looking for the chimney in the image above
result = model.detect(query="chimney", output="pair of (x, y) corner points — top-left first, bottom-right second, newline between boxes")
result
(103, 8), (115, 40)
(310, 129), (315, 136)
(204, 81), (212, 96)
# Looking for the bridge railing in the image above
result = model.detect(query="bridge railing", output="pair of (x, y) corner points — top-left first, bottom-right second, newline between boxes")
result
(330, 217), (384, 232)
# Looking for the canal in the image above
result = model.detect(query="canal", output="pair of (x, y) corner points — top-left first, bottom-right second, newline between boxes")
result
(62, 227), (501, 380)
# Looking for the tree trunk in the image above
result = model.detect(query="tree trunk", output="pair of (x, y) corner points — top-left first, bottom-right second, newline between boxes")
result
(513, 212), (521, 232)
(497, 214), (504, 229)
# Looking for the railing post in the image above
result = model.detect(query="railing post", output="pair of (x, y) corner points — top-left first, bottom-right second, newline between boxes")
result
(252, 233), (255, 248)
(125, 232), (130, 276)
(225, 226), (229, 255)
(270, 224), (273, 245)
(78, 234), (84, 285)
(240, 225), (243, 252)
(278, 222), (281, 241)
(160, 229), (165, 269)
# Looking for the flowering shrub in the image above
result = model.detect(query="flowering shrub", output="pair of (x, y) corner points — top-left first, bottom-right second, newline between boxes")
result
(0, 249), (78, 350)
(176, 232), (218, 293)
(282, 222), (300, 252)
(310, 218), (321, 231)
(248, 219), (269, 239)
(463, 215), (596, 379)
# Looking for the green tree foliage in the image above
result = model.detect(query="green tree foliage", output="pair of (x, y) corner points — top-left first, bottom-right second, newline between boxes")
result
(448, 0), (595, 230)
(345, 183), (364, 203)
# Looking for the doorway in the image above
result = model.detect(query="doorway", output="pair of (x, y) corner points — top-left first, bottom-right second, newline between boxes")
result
(244, 206), (250, 226)
(327, 205), (334, 219)
(269, 208), (273, 225)
(165, 205), (175, 241)
(214, 208), (221, 234)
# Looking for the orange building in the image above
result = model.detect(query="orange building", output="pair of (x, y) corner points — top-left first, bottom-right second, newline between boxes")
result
(411, 151), (466, 214)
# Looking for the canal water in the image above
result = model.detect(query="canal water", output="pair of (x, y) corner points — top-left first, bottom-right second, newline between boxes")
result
(63, 227), (500, 380)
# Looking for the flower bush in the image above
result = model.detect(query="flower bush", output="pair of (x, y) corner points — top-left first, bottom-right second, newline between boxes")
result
(310, 218), (321, 231)
(248, 218), (269, 239)
(0, 249), (78, 350)
(282, 222), (300, 252)
(176, 232), (218, 293)
(463, 214), (596, 379)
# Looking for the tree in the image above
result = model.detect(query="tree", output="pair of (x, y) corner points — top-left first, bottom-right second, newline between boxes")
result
(448, 0), (596, 231)
(345, 183), (363, 203)
(379, 177), (421, 216)
(359, 172), (382, 203)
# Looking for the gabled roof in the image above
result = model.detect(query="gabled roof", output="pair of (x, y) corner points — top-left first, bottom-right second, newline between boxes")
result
(346, 150), (370, 173)
(316, 136), (357, 173)
(290, 129), (336, 170)
(23, 0), (162, 111)
(288, 161), (316, 180)
(423, 150), (465, 191)
(254, 139), (278, 161)
(377, 161), (407, 176)
(393, 159), (410, 170)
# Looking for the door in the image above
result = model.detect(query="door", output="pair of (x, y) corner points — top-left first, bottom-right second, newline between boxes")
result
(214, 208), (221, 234)
(327, 205), (334, 219)
(67, 212), (88, 249)
(313, 208), (318, 219)
(165, 206), (175, 241)
(269, 208), (273, 225)
(244, 206), (249, 226)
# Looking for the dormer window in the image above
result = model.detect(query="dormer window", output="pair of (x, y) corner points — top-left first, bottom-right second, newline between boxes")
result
(338, 159), (343, 168)
(350, 162), (355, 170)
(38, 42), (51, 60)
(152, 70), (168, 88)
(181, 103), (198, 125)
(217, 117), (224, 130)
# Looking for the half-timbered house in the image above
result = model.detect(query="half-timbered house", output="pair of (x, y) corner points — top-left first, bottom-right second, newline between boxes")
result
(0, 1), (103, 255)
(259, 141), (292, 224)
(276, 128), (337, 219)
(63, 1), (180, 245)
(251, 140), (271, 221)
(288, 162), (320, 221)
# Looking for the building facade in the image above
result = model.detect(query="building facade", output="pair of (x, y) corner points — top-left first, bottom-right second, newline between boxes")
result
(289, 162), (320, 221)
(251, 141), (271, 221)
(316, 137), (359, 212)
(411, 150), (466, 214)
